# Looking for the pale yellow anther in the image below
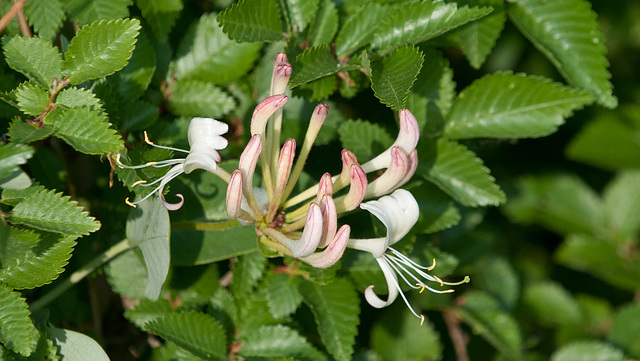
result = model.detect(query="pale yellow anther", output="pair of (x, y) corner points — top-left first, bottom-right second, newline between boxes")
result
(143, 131), (154, 145)
(145, 161), (158, 166)
(416, 283), (426, 293)
(125, 197), (137, 208)
(420, 315), (425, 326)
(443, 289), (455, 293)
(433, 275), (444, 287)
(427, 258), (436, 271)
(131, 180), (147, 187)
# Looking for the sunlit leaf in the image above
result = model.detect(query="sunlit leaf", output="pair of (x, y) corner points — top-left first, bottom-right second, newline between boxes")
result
(44, 107), (124, 154)
(370, 45), (424, 110)
(307, 0), (338, 47)
(0, 284), (38, 356)
(551, 341), (623, 361)
(48, 326), (110, 361)
(238, 325), (324, 361)
(23, 0), (65, 40)
(0, 142), (34, 180)
(2, 36), (62, 87)
(334, 4), (385, 58)
(217, 0), (283, 42)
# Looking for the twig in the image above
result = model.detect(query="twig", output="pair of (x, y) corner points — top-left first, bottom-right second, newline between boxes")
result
(16, 3), (32, 37)
(0, 0), (28, 34)
(443, 308), (470, 361)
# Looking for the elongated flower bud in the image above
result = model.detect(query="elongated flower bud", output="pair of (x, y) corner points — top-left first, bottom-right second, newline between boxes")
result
(318, 194), (337, 248)
(365, 147), (408, 198)
(226, 170), (244, 219)
(335, 163), (368, 213)
(250, 95), (288, 136)
(362, 109), (419, 173)
(271, 63), (292, 96)
(299, 225), (351, 268)
(316, 173), (334, 203)
(239, 134), (263, 217)
(262, 203), (323, 257)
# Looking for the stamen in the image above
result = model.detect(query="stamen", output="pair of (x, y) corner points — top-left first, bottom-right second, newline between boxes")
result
(433, 275), (444, 287)
(131, 180), (147, 187)
(141, 131), (190, 153)
(125, 197), (136, 208)
(417, 283), (425, 293)
(420, 315), (425, 326)
(144, 131), (153, 145)
(428, 258), (436, 271)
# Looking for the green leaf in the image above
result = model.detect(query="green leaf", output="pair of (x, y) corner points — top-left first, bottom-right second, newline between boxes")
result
(0, 143), (34, 180)
(289, 45), (339, 87)
(171, 229), (256, 267)
(167, 80), (235, 118)
(456, 291), (523, 360)
(370, 45), (424, 110)
(217, 0), (283, 42)
(265, 273), (303, 318)
(418, 139), (505, 207)
(174, 13), (261, 84)
(603, 170), (640, 241)
(408, 180), (461, 234)
(146, 311), (227, 361)
(450, 0), (505, 69)
(62, 0), (132, 26)
(566, 107), (640, 170)
(338, 119), (393, 162)
(522, 282), (581, 327)
(209, 288), (239, 337)
(371, 307), (442, 361)
(62, 18), (141, 85)
(284, 0), (319, 31)
(55, 87), (103, 111)
(231, 251), (267, 297)
(551, 341), (624, 361)
(335, 4), (386, 58)
(104, 248), (148, 299)
(15, 82), (49, 116)
(23, 0), (65, 40)
(508, 0), (617, 108)
(298, 279), (360, 361)
(446, 72), (594, 139)
(8, 118), (53, 144)
(474, 256), (519, 310)
(0, 223), (39, 267)
(503, 174), (605, 236)
(608, 303), (640, 359)
(126, 196), (171, 300)
(8, 188), (100, 236)
(371, 2), (492, 53)
(44, 107), (123, 154)
(2, 36), (63, 87)
(136, 0), (183, 41)
(407, 47), (456, 137)
(0, 284), (38, 357)
(307, 0), (338, 48)
(555, 235), (640, 292)
(121, 100), (159, 132)
(238, 325), (324, 361)
(1, 184), (46, 206)
(118, 31), (156, 99)
(48, 326), (110, 361)
(294, 75), (336, 101)
(0, 234), (76, 289)
(124, 298), (173, 329)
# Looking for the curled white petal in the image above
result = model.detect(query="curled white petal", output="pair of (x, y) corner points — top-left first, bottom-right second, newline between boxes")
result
(364, 257), (399, 308)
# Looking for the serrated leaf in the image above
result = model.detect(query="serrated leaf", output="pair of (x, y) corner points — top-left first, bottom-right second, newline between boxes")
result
(418, 139), (505, 207)
(126, 196), (171, 300)
(218, 0), (283, 42)
(0, 284), (38, 356)
(48, 326), (109, 361)
(508, 0), (617, 108)
(522, 282), (581, 327)
(174, 13), (261, 84)
(2, 36), (63, 87)
(298, 279), (359, 361)
(167, 80), (235, 118)
(8, 117), (53, 143)
(408, 180), (461, 234)
(338, 119), (393, 162)
(555, 235), (640, 292)
(294, 75), (336, 101)
(15, 82), (49, 116)
(370, 45), (424, 110)
(62, 18), (141, 85)
(124, 298), (173, 329)
(474, 256), (519, 310)
(284, 0), (319, 31)
(1, 184), (46, 207)
(503, 174), (605, 236)
(136, 0), (183, 41)
(450, 0), (505, 69)
(0, 234), (76, 289)
(551, 341), (624, 361)
(0, 143), (34, 180)
(44, 107), (123, 154)
(456, 291), (523, 360)
(289, 45), (339, 87)
(231, 251), (267, 297)
(371, 308), (442, 361)
(446, 72), (594, 139)
(23, 0), (65, 40)
(371, 2), (492, 53)
(119, 31), (156, 99)
(608, 303), (640, 359)
(566, 107), (640, 170)
(603, 170), (640, 241)
(121, 100), (159, 132)
(307, 0), (338, 47)
(55, 87), (103, 110)
(238, 325), (324, 361)
(335, 4), (386, 58)
(8, 188), (100, 235)
(62, 0), (132, 26)
(265, 273), (303, 318)
(0, 223), (39, 267)
(146, 311), (226, 361)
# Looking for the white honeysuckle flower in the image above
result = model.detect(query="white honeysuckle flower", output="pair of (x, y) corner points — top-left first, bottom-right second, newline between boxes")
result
(116, 117), (229, 210)
(348, 189), (469, 324)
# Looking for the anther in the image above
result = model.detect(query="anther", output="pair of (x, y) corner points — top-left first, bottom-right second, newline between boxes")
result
(427, 258), (436, 271)
(143, 131), (154, 145)
(433, 275), (444, 287)
(416, 283), (426, 293)
(125, 197), (136, 208)
(131, 180), (147, 187)
(420, 315), (425, 326)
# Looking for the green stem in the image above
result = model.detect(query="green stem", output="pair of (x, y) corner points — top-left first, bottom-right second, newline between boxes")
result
(30, 238), (132, 312)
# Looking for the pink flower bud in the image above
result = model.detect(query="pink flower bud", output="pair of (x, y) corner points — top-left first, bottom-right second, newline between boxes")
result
(365, 147), (408, 199)
(262, 202), (323, 257)
(250, 95), (288, 136)
(335, 163), (368, 213)
(239, 135), (264, 217)
(299, 224), (351, 268)
(316, 173), (334, 203)
(318, 194), (337, 248)
(226, 170), (244, 219)
(275, 138), (296, 194)
(271, 63), (292, 95)
(362, 108), (419, 173)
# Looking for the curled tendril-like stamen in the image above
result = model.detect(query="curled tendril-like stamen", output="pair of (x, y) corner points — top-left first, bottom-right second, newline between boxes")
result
(420, 315), (425, 326)
(125, 197), (136, 208)
(433, 275), (444, 287)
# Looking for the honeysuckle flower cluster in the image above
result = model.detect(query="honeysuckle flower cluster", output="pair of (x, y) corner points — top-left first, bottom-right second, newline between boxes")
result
(116, 53), (468, 322)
